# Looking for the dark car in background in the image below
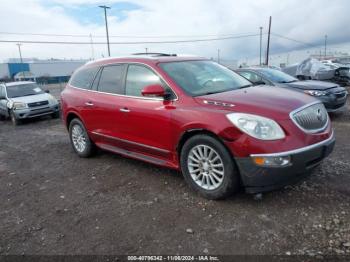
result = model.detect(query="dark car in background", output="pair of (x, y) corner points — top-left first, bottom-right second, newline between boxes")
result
(236, 68), (348, 113)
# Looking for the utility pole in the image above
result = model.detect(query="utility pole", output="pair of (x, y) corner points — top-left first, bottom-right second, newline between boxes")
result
(265, 16), (272, 66)
(16, 43), (26, 80)
(324, 34), (328, 59)
(89, 34), (95, 60)
(99, 5), (111, 57)
(259, 27), (263, 66)
(217, 49), (220, 64)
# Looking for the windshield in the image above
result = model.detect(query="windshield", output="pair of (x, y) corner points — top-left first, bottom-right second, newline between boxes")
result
(257, 68), (298, 83)
(6, 83), (44, 98)
(159, 60), (252, 96)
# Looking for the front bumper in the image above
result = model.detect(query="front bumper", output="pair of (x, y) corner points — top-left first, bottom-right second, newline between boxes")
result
(13, 104), (60, 119)
(235, 132), (335, 194)
(319, 93), (348, 112)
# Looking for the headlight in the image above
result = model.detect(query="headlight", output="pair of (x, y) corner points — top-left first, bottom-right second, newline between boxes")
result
(48, 96), (58, 105)
(304, 90), (327, 96)
(13, 102), (27, 110)
(226, 113), (285, 140)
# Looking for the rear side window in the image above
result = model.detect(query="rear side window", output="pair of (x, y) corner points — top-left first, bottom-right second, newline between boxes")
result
(125, 65), (163, 97)
(70, 67), (99, 89)
(98, 65), (125, 94)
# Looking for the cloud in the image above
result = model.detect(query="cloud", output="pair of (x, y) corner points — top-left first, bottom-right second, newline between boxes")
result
(0, 0), (349, 62)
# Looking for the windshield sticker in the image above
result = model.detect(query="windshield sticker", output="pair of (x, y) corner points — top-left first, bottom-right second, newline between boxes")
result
(34, 87), (41, 93)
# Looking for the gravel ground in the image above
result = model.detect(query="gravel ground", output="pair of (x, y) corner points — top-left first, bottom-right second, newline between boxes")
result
(0, 90), (349, 257)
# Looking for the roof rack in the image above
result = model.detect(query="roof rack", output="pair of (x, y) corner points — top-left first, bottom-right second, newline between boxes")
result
(132, 52), (177, 57)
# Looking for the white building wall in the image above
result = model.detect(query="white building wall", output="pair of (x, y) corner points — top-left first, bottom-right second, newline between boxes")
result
(0, 63), (9, 78)
(29, 61), (85, 77)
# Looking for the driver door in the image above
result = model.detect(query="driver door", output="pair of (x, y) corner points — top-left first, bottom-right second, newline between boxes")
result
(118, 64), (175, 159)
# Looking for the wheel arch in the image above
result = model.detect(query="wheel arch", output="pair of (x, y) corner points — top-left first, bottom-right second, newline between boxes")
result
(176, 128), (236, 160)
(65, 111), (82, 130)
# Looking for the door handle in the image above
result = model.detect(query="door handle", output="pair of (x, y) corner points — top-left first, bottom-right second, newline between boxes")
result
(120, 108), (130, 113)
(85, 101), (94, 106)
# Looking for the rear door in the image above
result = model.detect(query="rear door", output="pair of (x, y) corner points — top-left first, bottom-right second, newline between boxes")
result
(68, 66), (100, 131)
(118, 64), (175, 159)
(87, 64), (128, 142)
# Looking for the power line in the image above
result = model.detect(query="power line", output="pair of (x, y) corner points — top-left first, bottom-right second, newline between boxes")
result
(0, 33), (262, 45)
(0, 31), (261, 39)
(271, 32), (318, 48)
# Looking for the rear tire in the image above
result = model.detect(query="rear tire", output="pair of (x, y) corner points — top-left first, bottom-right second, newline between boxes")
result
(10, 110), (21, 126)
(180, 134), (240, 200)
(69, 118), (96, 157)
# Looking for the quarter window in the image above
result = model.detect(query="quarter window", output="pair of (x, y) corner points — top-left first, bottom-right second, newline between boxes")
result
(98, 65), (125, 94)
(125, 65), (163, 97)
(70, 67), (99, 89)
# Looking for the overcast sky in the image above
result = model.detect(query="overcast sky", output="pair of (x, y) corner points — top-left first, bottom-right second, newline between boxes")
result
(0, 0), (349, 62)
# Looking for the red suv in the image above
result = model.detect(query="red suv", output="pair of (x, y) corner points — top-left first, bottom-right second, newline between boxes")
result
(61, 54), (335, 199)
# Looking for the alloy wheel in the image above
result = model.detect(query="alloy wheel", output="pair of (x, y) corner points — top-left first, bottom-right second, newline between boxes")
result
(71, 124), (87, 153)
(187, 145), (225, 190)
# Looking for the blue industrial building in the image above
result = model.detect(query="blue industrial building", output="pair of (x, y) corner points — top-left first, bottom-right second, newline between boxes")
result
(0, 59), (87, 84)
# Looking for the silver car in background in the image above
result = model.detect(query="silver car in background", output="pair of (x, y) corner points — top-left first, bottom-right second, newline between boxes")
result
(0, 81), (60, 125)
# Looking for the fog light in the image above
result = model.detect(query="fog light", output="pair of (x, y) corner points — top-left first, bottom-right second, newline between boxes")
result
(252, 156), (291, 167)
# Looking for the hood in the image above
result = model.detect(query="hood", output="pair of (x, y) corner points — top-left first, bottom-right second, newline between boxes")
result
(283, 80), (338, 90)
(194, 85), (317, 120)
(9, 93), (55, 104)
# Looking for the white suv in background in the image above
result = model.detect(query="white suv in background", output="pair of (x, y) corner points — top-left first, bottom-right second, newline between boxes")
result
(0, 81), (60, 125)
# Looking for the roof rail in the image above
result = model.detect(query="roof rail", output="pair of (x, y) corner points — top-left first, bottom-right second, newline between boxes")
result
(132, 52), (177, 57)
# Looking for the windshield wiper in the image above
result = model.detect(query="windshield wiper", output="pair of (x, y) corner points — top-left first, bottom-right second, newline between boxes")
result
(239, 84), (253, 89)
(201, 91), (218, 95)
(279, 80), (297, 83)
(21, 94), (37, 97)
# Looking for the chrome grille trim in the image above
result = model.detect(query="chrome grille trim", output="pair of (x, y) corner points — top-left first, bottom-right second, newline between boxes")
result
(290, 101), (329, 134)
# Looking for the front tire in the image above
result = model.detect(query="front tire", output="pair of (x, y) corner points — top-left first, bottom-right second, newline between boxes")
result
(69, 118), (95, 157)
(10, 110), (21, 126)
(180, 134), (240, 200)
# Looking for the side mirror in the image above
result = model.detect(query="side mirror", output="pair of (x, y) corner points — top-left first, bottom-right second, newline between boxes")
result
(45, 90), (50, 93)
(141, 84), (165, 97)
(253, 80), (266, 86)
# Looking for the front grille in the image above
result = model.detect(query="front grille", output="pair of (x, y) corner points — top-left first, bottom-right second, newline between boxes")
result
(291, 103), (328, 133)
(28, 100), (49, 108)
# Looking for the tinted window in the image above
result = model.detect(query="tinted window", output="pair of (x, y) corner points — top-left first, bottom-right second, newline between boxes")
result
(70, 67), (99, 89)
(125, 65), (163, 97)
(98, 65), (125, 94)
(6, 84), (45, 98)
(159, 61), (251, 96)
